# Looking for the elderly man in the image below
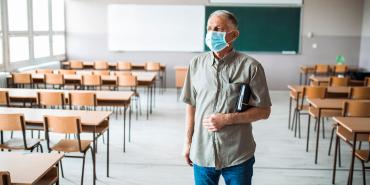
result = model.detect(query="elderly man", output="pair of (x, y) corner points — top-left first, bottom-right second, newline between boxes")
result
(181, 10), (272, 185)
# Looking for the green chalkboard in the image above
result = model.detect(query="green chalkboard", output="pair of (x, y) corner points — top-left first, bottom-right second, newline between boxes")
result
(205, 6), (301, 53)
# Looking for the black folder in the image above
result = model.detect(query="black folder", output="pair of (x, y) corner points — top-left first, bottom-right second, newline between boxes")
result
(235, 84), (252, 112)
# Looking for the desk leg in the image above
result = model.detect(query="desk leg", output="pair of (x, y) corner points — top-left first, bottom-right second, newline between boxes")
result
(129, 104), (132, 142)
(150, 83), (153, 114)
(299, 73), (302, 85)
(56, 162), (60, 185)
(347, 133), (357, 185)
(123, 106), (127, 152)
(288, 97), (292, 129)
(107, 120), (110, 177)
(315, 109), (321, 164)
(93, 129), (96, 185)
(146, 86), (149, 120)
(332, 135), (339, 184)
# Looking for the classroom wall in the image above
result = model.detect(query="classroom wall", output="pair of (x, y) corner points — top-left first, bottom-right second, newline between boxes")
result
(65, 0), (364, 90)
(360, 0), (370, 71)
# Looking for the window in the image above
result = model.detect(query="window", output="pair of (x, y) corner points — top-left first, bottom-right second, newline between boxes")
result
(9, 37), (29, 62)
(33, 0), (49, 31)
(53, 35), (65, 55)
(34, 36), (50, 58)
(8, 0), (28, 31)
(52, 0), (65, 31)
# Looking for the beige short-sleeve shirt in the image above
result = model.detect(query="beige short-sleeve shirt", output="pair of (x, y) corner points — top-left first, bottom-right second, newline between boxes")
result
(181, 50), (271, 169)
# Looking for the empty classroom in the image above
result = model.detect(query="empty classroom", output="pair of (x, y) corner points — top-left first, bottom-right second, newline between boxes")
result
(0, 0), (370, 185)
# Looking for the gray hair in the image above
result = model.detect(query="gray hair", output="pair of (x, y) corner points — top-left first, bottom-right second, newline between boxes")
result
(208, 10), (238, 29)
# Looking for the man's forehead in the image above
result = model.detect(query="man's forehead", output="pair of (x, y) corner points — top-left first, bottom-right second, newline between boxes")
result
(207, 15), (228, 26)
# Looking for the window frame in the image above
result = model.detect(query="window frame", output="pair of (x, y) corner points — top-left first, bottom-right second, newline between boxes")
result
(0, 0), (66, 71)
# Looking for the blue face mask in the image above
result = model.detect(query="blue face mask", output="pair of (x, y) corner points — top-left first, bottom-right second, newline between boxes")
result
(205, 31), (228, 52)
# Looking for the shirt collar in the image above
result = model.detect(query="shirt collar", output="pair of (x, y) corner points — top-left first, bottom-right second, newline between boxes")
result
(210, 49), (236, 66)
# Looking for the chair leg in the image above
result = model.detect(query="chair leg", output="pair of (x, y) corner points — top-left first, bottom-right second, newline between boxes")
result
(60, 160), (65, 178)
(288, 97), (292, 130)
(361, 161), (366, 185)
(321, 117), (325, 139)
(328, 127), (335, 156)
(90, 147), (96, 183)
(306, 115), (311, 152)
(338, 141), (342, 167)
(81, 153), (86, 185)
(298, 113), (301, 139)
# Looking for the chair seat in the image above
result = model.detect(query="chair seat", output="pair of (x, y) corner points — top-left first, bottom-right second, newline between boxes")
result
(51, 139), (92, 153)
(0, 138), (40, 150)
(355, 150), (370, 162)
(309, 107), (342, 118)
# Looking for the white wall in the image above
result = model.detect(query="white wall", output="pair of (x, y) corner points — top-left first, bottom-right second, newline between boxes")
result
(360, 0), (370, 70)
(65, 0), (364, 90)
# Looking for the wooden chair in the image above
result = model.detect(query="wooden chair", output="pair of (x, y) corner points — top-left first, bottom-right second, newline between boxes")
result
(93, 70), (109, 76)
(331, 101), (370, 185)
(365, 77), (370, 87)
(333, 65), (348, 75)
(70, 60), (84, 70)
(0, 171), (11, 185)
(94, 60), (109, 70)
(37, 92), (65, 109)
(314, 64), (330, 76)
(305, 87), (341, 152)
(329, 76), (350, 87)
(81, 75), (101, 90)
(0, 114), (42, 152)
(43, 115), (95, 185)
(349, 87), (370, 100)
(0, 91), (9, 107)
(145, 62), (163, 93)
(58, 69), (76, 75)
(117, 74), (141, 119)
(36, 69), (53, 74)
(45, 73), (64, 89)
(68, 92), (97, 110)
(11, 73), (33, 88)
(175, 68), (187, 100)
(116, 61), (132, 71)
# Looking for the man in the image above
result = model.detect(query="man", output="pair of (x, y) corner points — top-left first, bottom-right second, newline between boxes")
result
(181, 10), (272, 185)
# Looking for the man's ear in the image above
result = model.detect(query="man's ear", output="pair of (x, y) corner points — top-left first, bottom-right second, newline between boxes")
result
(227, 30), (239, 43)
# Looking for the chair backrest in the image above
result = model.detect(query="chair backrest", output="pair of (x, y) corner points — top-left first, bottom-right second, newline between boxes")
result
(70, 60), (84, 69)
(37, 91), (65, 108)
(45, 73), (64, 85)
(0, 91), (9, 106)
(145, 62), (161, 71)
(36, 69), (53, 74)
(0, 114), (25, 131)
(69, 92), (97, 107)
(175, 69), (187, 88)
(12, 73), (32, 84)
(302, 86), (327, 99)
(58, 69), (76, 75)
(333, 65), (348, 74)
(349, 87), (370, 100)
(93, 70), (110, 76)
(82, 75), (101, 86)
(329, 76), (350, 87)
(115, 71), (132, 76)
(314, 64), (330, 75)
(116, 61), (132, 71)
(94, 60), (109, 70)
(117, 75), (137, 87)
(342, 101), (370, 117)
(365, 77), (370, 87)
(0, 171), (11, 185)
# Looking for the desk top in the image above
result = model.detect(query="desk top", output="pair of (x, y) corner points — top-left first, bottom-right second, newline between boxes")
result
(333, 117), (370, 133)
(0, 88), (133, 102)
(61, 61), (166, 68)
(0, 107), (111, 126)
(307, 98), (370, 109)
(0, 153), (63, 185)
(287, 85), (350, 94)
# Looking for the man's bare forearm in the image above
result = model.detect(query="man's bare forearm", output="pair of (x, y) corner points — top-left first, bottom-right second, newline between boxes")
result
(185, 104), (196, 144)
(224, 107), (271, 125)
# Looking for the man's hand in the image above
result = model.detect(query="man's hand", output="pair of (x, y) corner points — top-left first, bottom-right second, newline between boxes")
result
(182, 143), (193, 166)
(202, 113), (229, 132)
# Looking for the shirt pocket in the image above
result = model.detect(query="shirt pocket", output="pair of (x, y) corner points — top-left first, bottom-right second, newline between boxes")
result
(226, 83), (242, 113)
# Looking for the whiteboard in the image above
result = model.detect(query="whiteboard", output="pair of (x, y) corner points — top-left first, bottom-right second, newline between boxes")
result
(108, 5), (205, 52)
(210, 0), (302, 5)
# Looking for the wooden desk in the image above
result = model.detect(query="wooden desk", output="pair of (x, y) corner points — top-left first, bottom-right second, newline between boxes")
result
(300, 65), (361, 85)
(0, 88), (133, 153)
(0, 107), (111, 183)
(332, 117), (370, 185)
(287, 85), (350, 95)
(0, 153), (63, 185)
(61, 61), (166, 71)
